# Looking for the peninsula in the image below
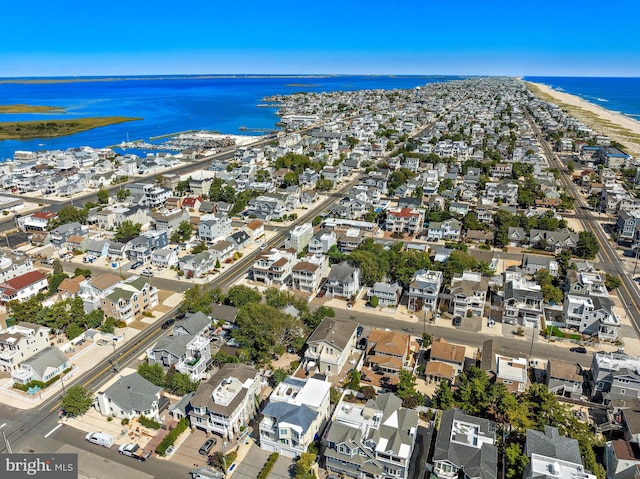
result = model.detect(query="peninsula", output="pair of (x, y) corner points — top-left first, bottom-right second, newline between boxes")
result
(0, 116), (142, 140)
(0, 104), (64, 114)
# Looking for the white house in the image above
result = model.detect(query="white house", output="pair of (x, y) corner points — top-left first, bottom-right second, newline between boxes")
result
(95, 372), (162, 420)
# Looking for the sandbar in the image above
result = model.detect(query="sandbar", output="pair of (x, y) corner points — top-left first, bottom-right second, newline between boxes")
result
(526, 81), (640, 155)
(0, 104), (64, 113)
(0, 117), (141, 140)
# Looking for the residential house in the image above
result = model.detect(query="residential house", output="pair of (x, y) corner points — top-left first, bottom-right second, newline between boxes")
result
(429, 337), (466, 378)
(524, 426), (593, 479)
(151, 209), (190, 233)
(369, 282), (403, 307)
(95, 372), (162, 420)
(244, 220), (265, 242)
(146, 312), (211, 381)
(198, 214), (232, 243)
(78, 273), (123, 312)
(0, 271), (48, 304)
(522, 254), (559, 277)
(228, 230), (250, 251)
(589, 352), (640, 403)
(100, 276), (159, 324)
(179, 251), (215, 278)
(188, 363), (261, 440)
(617, 210), (640, 243)
(0, 258), (35, 284)
(427, 219), (461, 242)
(57, 275), (85, 299)
(605, 440), (640, 479)
(325, 393), (418, 479)
(210, 240), (235, 264)
(326, 262), (360, 299)
(529, 229), (579, 253)
(546, 360), (584, 399)
(507, 227), (527, 247)
(17, 211), (56, 233)
(285, 223), (314, 253)
(291, 254), (329, 294)
(337, 228), (366, 253)
(483, 181), (519, 205)
(365, 329), (414, 378)
(251, 248), (298, 286)
(502, 271), (545, 328)
(151, 247), (179, 269)
(125, 230), (169, 264)
(11, 347), (69, 385)
(304, 317), (358, 377)
(565, 270), (609, 297)
(48, 222), (87, 249)
(0, 322), (50, 373)
(182, 196), (203, 212)
(308, 229), (337, 255)
(385, 207), (425, 235)
(407, 269), (443, 312)
(563, 295), (619, 341)
(447, 271), (489, 318)
(85, 238), (109, 258)
(432, 408), (497, 479)
(247, 195), (287, 221)
(128, 183), (171, 208)
(494, 354), (529, 393)
(259, 377), (331, 458)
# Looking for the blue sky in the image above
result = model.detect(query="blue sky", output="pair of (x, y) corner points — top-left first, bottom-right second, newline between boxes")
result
(3, 0), (639, 77)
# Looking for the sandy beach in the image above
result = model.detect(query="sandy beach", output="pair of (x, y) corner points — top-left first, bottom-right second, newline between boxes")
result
(525, 80), (640, 156)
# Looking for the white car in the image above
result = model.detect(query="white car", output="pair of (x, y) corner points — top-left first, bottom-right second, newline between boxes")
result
(141, 270), (154, 277)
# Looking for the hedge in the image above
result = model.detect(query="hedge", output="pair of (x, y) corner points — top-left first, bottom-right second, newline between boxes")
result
(139, 415), (161, 430)
(257, 453), (279, 479)
(156, 417), (189, 456)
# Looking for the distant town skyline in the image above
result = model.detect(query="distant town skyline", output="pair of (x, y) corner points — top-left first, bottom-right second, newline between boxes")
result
(3, 0), (639, 78)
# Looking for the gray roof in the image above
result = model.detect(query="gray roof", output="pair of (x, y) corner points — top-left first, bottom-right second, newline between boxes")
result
(210, 304), (238, 323)
(524, 426), (582, 464)
(433, 409), (498, 479)
(151, 335), (191, 358)
(504, 282), (544, 302)
(22, 347), (67, 378)
(102, 373), (161, 414)
(175, 312), (210, 336)
(307, 317), (357, 353)
(328, 261), (358, 283)
(262, 401), (317, 432)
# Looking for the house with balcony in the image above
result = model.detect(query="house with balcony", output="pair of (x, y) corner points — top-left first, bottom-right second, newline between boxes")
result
(385, 207), (425, 235)
(546, 360), (584, 399)
(11, 347), (69, 385)
(285, 223), (314, 254)
(291, 254), (329, 294)
(326, 262), (360, 299)
(151, 209), (190, 233)
(250, 248), (298, 286)
(589, 352), (640, 403)
(565, 270), (609, 297)
(0, 257), (35, 284)
(407, 269), (443, 312)
(447, 271), (489, 319)
(304, 317), (358, 377)
(432, 408), (497, 479)
(337, 228), (366, 253)
(146, 312), (211, 381)
(129, 183), (171, 208)
(563, 294), (619, 341)
(210, 240), (235, 264)
(244, 220), (265, 242)
(524, 427), (593, 479)
(369, 282), (403, 307)
(259, 376), (331, 458)
(616, 209), (640, 243)
(188, 363), (261, 440)
(198, 214), (232, 243)
(483, 181), (519, 206)
(95, 372), (162, 420)
(522, 254), (559, 277)
(78, 273), (123, 312)
(100, 276), (158, 324)
(0, 322), (50, 373)
(48, 222), (87, 249)
(0, 271), (48, 304)
(494, 354), (529, 394)
(17, 211), (56, 233)
(151, 247), (179, 269)
(529, 229), (579, 253)
(308, 229), (337, 255)
(247, 195), (287, 221)
(179, 251), (215, 279)
(502, 271), (544, 328)
(427, 219), (461, 242)
(125, 230), (169, 264)
(364, 329), (414, 379)
(324, 393), (419, 479)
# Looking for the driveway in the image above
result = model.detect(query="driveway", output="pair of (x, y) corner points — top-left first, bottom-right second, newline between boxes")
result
(230, 443), (270, 479)
(269, 454), (296, 478)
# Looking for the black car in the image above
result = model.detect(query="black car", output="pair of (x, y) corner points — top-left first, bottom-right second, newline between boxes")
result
(161, 319), (175, 329)
(453, 316), (462, 327)
(199, 438), (217, 455)
(129, 261), (143, 270)
(570, 346), (587, 354)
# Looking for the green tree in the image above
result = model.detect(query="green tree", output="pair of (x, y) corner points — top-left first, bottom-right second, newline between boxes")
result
(576, 231), (599, 259)
(369, 295), (379, 308)
(116, 188), (131, 201)
(65, 322), (84, 340)
(177, 220), (192, 241)
(191, 242), (208, 254)
(271, 368), (288, 386)
(396, 370), (416, 400)
(48, 273), (69, 295)
(137, 362), (166, 387)
(421, 333), (432, 348)
(165, 369), (199, 395)
(312, 215), (323, 227)
(48, 205), (88, 229)
(52, 259), (64, 275)
(74, 268), (92, 278)
(180, 284), (223, 315)
(97, 188), (109, 205)
(209, 177), (226, 201)
(226, 285), (262, 308)
(605, 274), (622, 291)
(433, 379), (454, 410)
(175, 176), (191, 195)
(315, 179), (333, 191)
(294, 453), (316, 479)
(113, 221), (142, 241)
(283, 172), (299, 187)
(504, 442), (529, 479)
(61, 385), (94, 417)
(567, 160), (575, 173)
(7, 296), (43, 323)
(347, 369), (361, 391)
(303, 306), (335, 330)
(534, 269), (563, 304)
(455, 367), (493, 416)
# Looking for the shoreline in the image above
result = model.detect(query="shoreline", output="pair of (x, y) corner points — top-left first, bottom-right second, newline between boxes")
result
(525, 80), (640, 155)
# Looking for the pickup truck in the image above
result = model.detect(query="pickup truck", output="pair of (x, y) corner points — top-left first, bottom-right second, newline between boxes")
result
(118, 443), (151, 461)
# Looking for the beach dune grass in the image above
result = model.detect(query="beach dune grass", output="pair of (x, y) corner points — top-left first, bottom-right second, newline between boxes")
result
(0, 104), (65, 114)
(0, 117), (142, 140)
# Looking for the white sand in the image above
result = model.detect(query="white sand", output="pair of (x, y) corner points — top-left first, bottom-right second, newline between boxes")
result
(527, 81), (640, 155)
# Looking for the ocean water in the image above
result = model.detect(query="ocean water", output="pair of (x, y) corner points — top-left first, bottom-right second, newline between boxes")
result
(525, 76), (640, 121)
(0, 75), (465, 161)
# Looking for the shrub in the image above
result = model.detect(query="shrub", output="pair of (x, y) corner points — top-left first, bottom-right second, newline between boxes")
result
(122, 418), (129, 426)
(139, 415), (161, 430)
(142, 311), (153, 317)
(107, 416), (113, 422)
(257, 453), (279, 479)
(156, 417), (189, 456)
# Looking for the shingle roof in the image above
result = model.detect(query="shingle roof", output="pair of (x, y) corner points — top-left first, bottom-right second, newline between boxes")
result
(307, 317), (357, 353)
(102, 373), (161, 414)
(22, 347), (67, 378)
(430, 337), (465, 365)
(524, 426), (582, 464)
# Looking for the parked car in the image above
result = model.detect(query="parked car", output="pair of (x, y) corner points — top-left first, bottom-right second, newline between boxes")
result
(453, 316), (462, 327)
(161, 319), (175, 330)
(119, 443), (151, 461)
(130, 261), (143, 270)
(85, 432), (115, 448)
(141, 270), (154, 277)
(199, 438), (217, 455)
(570, 346), (587, 354)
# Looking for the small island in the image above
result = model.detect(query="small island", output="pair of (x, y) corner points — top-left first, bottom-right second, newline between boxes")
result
(0, 104), (65, 113)
(0, 117), (142, 140)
